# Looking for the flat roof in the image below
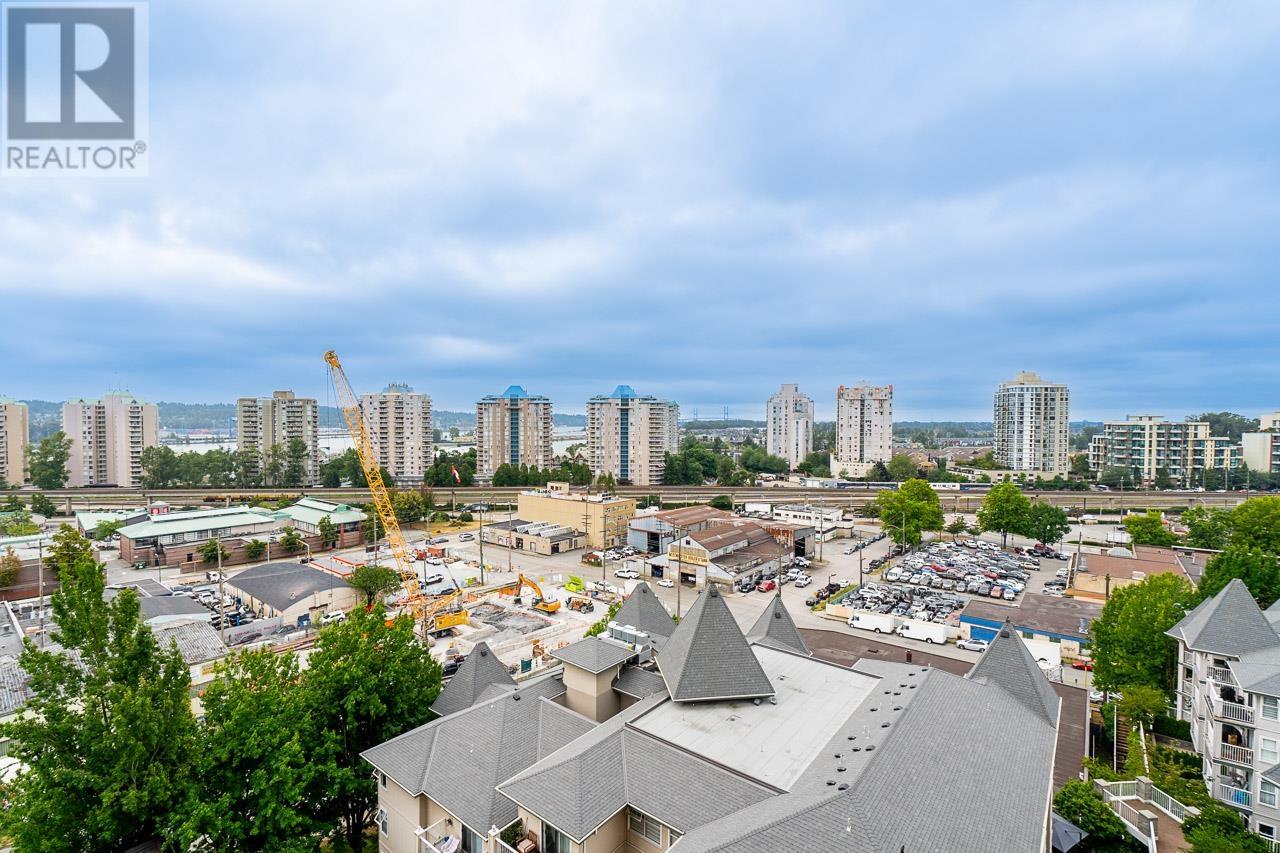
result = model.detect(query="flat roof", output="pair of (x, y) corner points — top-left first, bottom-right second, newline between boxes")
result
(631, 644), (879, 790)
(961, 593), (1101, 640)
(654, 506), (733, 527)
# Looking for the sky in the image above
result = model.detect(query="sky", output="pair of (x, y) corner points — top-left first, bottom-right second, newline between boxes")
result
(3, 1), (1280, 421)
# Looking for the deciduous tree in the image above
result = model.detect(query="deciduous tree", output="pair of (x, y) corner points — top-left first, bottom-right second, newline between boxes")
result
(873, 479), (944, 548)
(1229, 496), (1280, 554)
(976, 483), (1031, 547)
(316, 516), (339, 549)
(26, 431), (72, 490)
(347, 563), (400, 606)
(1024, 503), (1071, 546)
(1181, 506), (1232, 550)
(1122, 510), (1177, 547)
(1197, 549), (1280, 608)
(1091, 573), (1192, 692)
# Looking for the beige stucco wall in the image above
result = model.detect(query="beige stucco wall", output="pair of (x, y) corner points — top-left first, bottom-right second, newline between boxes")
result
(376, 776), (426, 853)
(562, 663), (623, 723)
(518, 493), (636, 549)
(583, 810), (627, 853)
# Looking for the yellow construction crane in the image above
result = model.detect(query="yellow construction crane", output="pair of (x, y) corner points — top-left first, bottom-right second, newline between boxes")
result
(324, 350), (461, 630)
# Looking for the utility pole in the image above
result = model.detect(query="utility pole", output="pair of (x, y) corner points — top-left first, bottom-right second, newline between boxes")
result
(216, 537), (226, 644)
(37, 538), (44, 650)
(478, 503), (485, 585)
(674, 525), (684, 618)
(507, 507), (513, 576)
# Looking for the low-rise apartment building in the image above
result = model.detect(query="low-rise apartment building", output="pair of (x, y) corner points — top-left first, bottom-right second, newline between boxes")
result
(1088, 415), (1241, 487)
(476, 386), (554, 478)
(364, 583), (1060, 853)
(586, 386), (678, 487)
(518, 483), (635, 550)
(63, 392), (159, 488)
(1169, 580), (1280, 844)
(360, 384), (433, 484)
(236, 390), (320, 485)
(0, 398), (28, 488)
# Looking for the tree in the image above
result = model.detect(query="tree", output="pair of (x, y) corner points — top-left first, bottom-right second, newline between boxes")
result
(458, 511), (474, 523)
(282, 438), (311, 488)
(1184, 802), (1270, 853)
(739, 444), (788, 475)
(1116, 685), (1167, 727)
(1024, 503), (1070, 546)
(180, 650), (316, 851)
(1098, 465), (1138, 489)
(976, 483), (1031, 547)
(198, 539), (230, 564)
(316, 516), (339, 549)
(594, 472), (618, 493)
(1229, 497), (1280, 554)
(347, 564), (400, 607)
(262, 444), (286, 487)
(885, 454), (919, 482)
(864, 460), (892, 482)
(1091, 573), (1192, 692)
(299, 607), (441, 851)
(1152, 467), (1174, 490)
(1181, 506), (1232, 550)
(390, 491), (424, 524)
(47, 523), (92, 573)
(1192, 412), (1259, 444)
(31, 493), (56, 518)
(0, 546), (21, 587)
(26, 431), (72, 489)
(95, 518), (125, 541)
(139, 445), (181, 489)
(244, 539), (267, 561)
(709, 495), (733, 511)
(873, 479), (944, 548)
(0, 541), (196, 850)
(1052, 780), (1134, 852)
(1122, 511), (1177, 547)
(0, 509), (39, 537)
(945, 516), (969, 540)
(1197, 549), (1280, 608)
(1069, 453), (1092, 478)
(279, 527), (304, 554)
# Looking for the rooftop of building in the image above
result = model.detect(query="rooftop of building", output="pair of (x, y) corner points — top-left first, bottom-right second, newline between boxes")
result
(226, 561), (351, 612)
(651, 505), (734, 528)
(479, 385), (551, 401)
(961, 592), (1101, 639)
(117, 505), (278, 539)
(151, 619), (229, 665)
(276, 496), (366, 526)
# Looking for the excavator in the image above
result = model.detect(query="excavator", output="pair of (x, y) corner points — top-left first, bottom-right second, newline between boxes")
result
(495, 573), (562, 614)
(325, 350), (468, 635)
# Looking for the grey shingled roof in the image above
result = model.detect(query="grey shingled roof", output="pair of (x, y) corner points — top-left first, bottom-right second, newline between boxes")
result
(1228, 648), (1280, 698)
(612, 581), (676, 639)
(1263, 764), (1280, 785)
(612, 665), (669, 700)
(1166, 579), (1280, 657)
(550, 636), (636, 674)
(747, 595), (809, 656)
(966, 621), (1061, 725)
(227, 561), (351, 613)
(498, 695), (775, 842)
(362, 675), (587, 835)
(430, 641), (516, 717)
(151, 619), (228, 665)
(656, 584), (774, 702)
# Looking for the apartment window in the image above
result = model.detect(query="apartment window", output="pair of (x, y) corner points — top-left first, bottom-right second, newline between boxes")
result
(1264, 697), (1280, 721)
(461, 826), (485, 853)
(1261, 823), (1276, 840)
(543, 823), (573, 853)
(379, 771), (386, 788)
(1263, 781), (1279, 809)
(629, 808), (662, 845)
(377, 807), (388, 836)
(669, 828), (683, 844)
(1264, 738), (1280, 766)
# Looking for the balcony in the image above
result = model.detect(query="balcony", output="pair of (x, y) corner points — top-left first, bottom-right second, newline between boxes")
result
(1219, 743), (1255, 766)
(1209, 666), (1237, 685)
(1216, 782), (1252, 809)
(1212, 697), (1256, 726)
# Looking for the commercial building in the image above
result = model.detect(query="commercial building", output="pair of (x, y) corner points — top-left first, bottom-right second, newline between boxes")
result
(62, 392), (159, 488)
(832, 384), (892, 478)
(364, 583), (1060, 853)
(1087, 415), (1242, 487)
(0, 398), (28, 488)
(481, 518), (584, 556)
(992, 371), (1069, 475)
(1244, 432), (1280, 474)
(1168, 580), (1280, 843)
(360, 384), (433, 484)
(959, 593), (1101, 659)
(765, 383), (813, 470)
(517, 482), (635, 550)
(275, 497), (366, 547)
(475, 386), (553, 478)
(236, 390), (320, 486)
(586, 386), (679, 486)
(1069, 545), (1194, 602)
(226, 561), (360, 627)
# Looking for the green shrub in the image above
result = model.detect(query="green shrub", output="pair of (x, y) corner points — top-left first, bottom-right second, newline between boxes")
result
(1152, 715), (1192, 742)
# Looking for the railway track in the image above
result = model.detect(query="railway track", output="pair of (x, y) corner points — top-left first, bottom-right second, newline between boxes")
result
(33, 486), (1250, 513)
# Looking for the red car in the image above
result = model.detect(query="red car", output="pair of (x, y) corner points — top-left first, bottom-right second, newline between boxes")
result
(756, 580), (777, 593)
(1071, 660), (1094, 671)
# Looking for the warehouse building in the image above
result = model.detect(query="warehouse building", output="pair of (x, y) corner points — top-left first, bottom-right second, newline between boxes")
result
(518, 483), (635, 549)
(226, 561), (360, 627)
(959, 593), (1101, 659)
(481, 518), (584, 556)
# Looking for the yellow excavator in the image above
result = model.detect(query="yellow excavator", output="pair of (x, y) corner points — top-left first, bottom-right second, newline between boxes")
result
(325, 350), (467, 634)
(496, 573), (561, 614)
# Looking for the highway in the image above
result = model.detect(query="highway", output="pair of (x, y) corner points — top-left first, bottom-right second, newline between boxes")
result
(34, 485), (1252, 512)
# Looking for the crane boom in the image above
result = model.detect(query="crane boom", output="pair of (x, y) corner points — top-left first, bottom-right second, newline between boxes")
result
(323, 350), (424, 621)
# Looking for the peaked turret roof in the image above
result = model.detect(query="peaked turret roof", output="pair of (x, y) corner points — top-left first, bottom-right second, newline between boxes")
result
(613, 582), (677, 640)
(966, 621), (1060, 725)
(747, 595), (809, 656)
(656, 584), (774, 702)
(1167, 579), (1280, 657)
(430, 641), (516, 717)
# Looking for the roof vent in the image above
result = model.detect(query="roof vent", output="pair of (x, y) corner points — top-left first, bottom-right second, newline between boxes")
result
(999, 627), (1011, 638)
(513, 694), (521, 701)
(479, 648), (488, 657)
(769, 696), (777, 705)
(752, 697), (761, 706)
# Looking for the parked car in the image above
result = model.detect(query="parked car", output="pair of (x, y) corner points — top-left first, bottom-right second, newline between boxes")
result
(756, 580), (777, 593)
(458, 533), (474, 541)
(1071, 660), (1094, 671)
(321, 610), (346, 625)
(657, 578), (674, 588)
(794, 575), (813, 588)
(614, 568), (640, 580)
(957, 638), (989, 652)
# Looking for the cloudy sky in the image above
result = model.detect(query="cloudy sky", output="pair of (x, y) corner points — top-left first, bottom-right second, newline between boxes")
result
(3, 1), (1279, 420)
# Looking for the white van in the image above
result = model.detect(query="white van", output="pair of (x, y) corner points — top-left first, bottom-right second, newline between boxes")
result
(849, 611), (899, 634)
(896, 619), (948, 644)
(321, 611), (347, 625)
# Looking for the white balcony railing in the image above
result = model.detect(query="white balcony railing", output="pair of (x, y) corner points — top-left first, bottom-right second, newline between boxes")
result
(1209, 665), (1237, 685)
(1216, 782), (1253, 809)
(1219, 743), (1255, 766)
(1214, 697), (1256, 725)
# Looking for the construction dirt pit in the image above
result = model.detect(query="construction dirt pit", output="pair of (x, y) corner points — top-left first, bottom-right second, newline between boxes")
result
(467, 603), (555, 634)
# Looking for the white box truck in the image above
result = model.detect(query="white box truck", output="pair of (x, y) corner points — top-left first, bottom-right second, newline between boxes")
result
(896, 619), (949, 644)
(848, 611), (899, 634)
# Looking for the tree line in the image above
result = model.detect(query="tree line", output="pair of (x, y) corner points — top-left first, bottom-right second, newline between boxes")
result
(0, 525), (441, 852)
